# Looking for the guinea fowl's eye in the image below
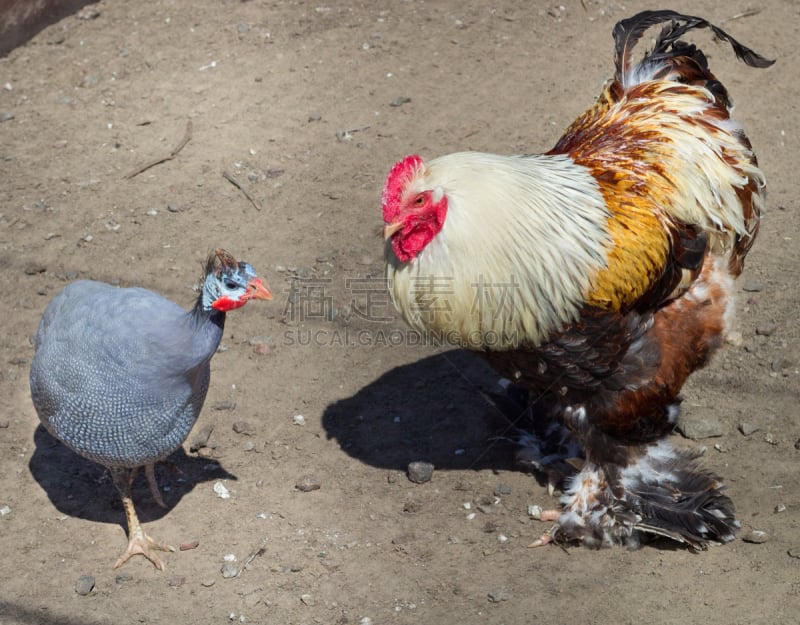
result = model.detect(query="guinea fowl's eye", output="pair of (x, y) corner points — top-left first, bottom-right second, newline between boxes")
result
(224, 280), (238, 290)
(414, 195), (425, 206)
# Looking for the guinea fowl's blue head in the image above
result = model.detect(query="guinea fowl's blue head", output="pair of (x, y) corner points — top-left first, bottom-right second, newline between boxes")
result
(201, 248), (272, 313)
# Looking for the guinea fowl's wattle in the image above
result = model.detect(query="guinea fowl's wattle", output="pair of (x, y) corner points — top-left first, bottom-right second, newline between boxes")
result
(29, 248), (271, 570)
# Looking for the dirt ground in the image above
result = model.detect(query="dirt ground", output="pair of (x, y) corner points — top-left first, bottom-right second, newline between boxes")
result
(1, 0), (798, 623)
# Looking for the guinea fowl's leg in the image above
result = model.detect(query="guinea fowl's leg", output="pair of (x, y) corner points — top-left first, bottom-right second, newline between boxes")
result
(110, 468), (175, 571)
(144, 463), (167, 509)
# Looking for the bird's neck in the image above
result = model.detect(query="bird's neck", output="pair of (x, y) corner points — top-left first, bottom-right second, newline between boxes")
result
(388, 152), (613, 347)
(191, 293), (226, 336)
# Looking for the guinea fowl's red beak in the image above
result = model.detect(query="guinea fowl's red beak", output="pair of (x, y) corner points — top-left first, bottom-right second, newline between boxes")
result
(245, 278), (273, 301)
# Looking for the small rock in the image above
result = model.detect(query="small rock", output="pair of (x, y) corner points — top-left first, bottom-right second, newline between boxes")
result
(201, 578), (216, 587)
(213, 481), (231, 499)
(738, 422), (760, 436)
(794, 438), (800, 451)
(725, 331), (743, 347)
(391, 533), (415, 545)
(0, 111), (14, 123)
(0, 505), (11, 516)
(677, 416), (724, 440)
(77, 6), (100, 19)
(292, 414), (306, 426)
(771, 356), (793, 372)
(232, 421), (254, 435)
(243, 441), (256, 452)
(115, 574), (133, 584)
(179, 540), (200, 551)
(189, 425), (214, 452)
(487, 589), (510, 603)
(308, 112), (322, 122)
(741, 280), (763, 292)
(24, 263), (46, 275)
(774, 503), (786, 513)
(493, 484), (512, 496)
(788, 547), (800, 559)
(220, 563), (239, 578)
(408, 461), (434, 483)
(755, 323), (777, 337)
(75, 575), (95, 596)
(390, 96), (412, 107)
(741, 529), (769, 544)
(212, 400), (236, 411)
(0, 421), (9, 429)
(295, 475), (321, 492)
(300, 593), (315, 606)
(168, 575), (186, 587)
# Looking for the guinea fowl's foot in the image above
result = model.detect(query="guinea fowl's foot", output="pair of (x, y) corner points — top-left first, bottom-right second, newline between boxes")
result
(113, 493), (175, 570)
(111, 467), (175, 570)
(114, 525), (176, 571)
(526, 442), (740, 549)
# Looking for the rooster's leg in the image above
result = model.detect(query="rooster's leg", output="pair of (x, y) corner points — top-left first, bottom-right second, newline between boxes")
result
(111, 468), (175, 571)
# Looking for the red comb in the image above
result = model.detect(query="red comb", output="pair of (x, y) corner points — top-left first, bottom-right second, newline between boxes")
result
(382, 154), (424, 222)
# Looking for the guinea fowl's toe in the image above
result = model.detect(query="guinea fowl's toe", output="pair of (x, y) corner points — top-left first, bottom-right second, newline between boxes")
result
(113, 531), (176, 571)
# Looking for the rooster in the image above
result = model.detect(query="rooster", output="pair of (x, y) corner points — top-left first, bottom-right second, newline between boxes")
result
(381, 10), (773, 549)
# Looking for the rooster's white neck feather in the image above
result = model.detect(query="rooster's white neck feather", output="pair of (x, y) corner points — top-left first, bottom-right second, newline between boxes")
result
(386, 151), (610, 348)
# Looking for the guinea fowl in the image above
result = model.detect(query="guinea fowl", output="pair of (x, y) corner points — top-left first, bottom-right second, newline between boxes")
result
(29, 248), (272, 570)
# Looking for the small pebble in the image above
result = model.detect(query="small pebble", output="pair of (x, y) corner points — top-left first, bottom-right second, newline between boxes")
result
(201, 578), (216, 587)
(774, 503), (786, 513)
(407, 461), (434, 483)
(308, 112), (322, 122)
(213, 399), (236, 411)
(677, 416), (724, 440)
(487, 589), (510, 603)
(213, 481), (231, 499)
(115, 574), (133, 584)
(189, 425), (214, 451)
(168, 575), (186, 587)
(293, 414), (306, 426)
(788, 547), (800, 559)
(390, 96), (412, 107)
(220, 563), (239, 578)
(741, 280), (763, 292)
(232, 421), (254, 435)
(180, 540), (200, 551)
(741, 529), (769, 544)
(794, 438), (800, 451)
(0, 421), (9, 429)
(738, 422), (760, 436)
(755, 323), (777, 337)
(75, 575), (95, 596)
(24, 263), (46, 275)
(295, 475), (321, 492)
(0, 505), (10, 517)
(300, 593), (315, 606)
(493, 484), (512, 496)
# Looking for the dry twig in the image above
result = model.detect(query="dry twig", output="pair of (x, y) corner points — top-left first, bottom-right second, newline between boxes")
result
(223, 171), (262, 211)
(124, 120), (193, 180)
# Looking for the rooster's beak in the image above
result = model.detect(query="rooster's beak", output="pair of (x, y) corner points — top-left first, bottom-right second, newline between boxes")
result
(383, 222), (403, 240)
(245, 278), (273, 301)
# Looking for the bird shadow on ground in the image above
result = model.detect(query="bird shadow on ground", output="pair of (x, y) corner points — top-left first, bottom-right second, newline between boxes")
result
(28, 425), (237, 529)
(321, 349), (527, 475)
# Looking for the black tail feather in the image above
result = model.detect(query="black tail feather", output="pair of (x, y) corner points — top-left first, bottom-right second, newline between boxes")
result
(613, 9), (774, 81)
